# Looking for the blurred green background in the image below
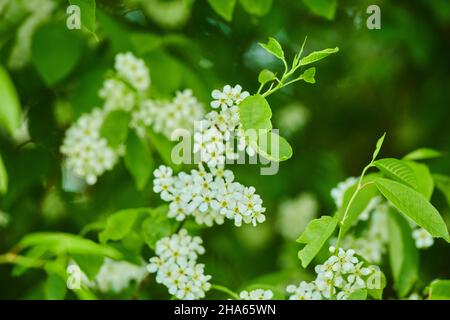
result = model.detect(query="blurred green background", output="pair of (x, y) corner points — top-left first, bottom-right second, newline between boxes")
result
(0, 0), (449, 299)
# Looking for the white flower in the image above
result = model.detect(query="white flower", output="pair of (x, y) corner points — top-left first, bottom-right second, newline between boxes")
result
(210, 84), (249, 111)
(276, 193), (319, 240)
(114, 52), (150, 91)
(99, 78), (136, 112)
(412, 228), (434, 249)
(147, 230), (211, 300)
(239, 289), (273, 300)
(60, 109), (120, 185)
(286, 281), (322, 300)
(331, 177), (358, 208)
(94, 258), (147, 293)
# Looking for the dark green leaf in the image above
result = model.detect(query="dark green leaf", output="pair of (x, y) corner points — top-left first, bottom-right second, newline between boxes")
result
(31, 22), (83, 85)
(388, 209), (418, 297)
(99, 208), (150, 244)
(125, 131), (153, 190)
(302, 0), (338, 20)
(239, 0), (273, 16)
(69, 0), (96, 34)
(207, 0), (237, 21)
(0, 65), (21, 135)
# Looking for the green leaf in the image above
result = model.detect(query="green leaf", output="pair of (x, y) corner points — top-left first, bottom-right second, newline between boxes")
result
(125, 131), (153, 191)
(100, 110), (130, 148)
(45, 273), (67, 300)
(72, 254), (103, 281)
(339, 182), (378, 236)
(259, 37), (285, 60)
(207, 0), (237, 21)
(387, 209), (418, 297)
(19, 232), (121, 258)
(31, 22), (83, 85)
(0, 153), (7, 195)
(238, 94), (272, 131)
(239, 0), (273, 16)
(433, 174), (450, 207)
(0, 65), (21, 135)
(130, 32), (162, 55)
(302, 0), (338, 20)
(300, 67), (316, 84)
(375, 178), (450, 241)
(348, 289), (367, 300)
(403, 148), (442, 161)
(141, 205), (176, 250)
(258, 69), (276, 86)
(146, 129), (181, 170)
(99, 208), (150, 244)
(371, 132), (386, 162)
(69, 0), (96, 34)
(373, 158), (418, 189)
(429, 280), (450, 300)
(299, 47), (339, 66)
(297, 215), (337, 268)
(256, 131), (293, 162)
(405, 161), (434, 200)
(367, 268), (387, 300)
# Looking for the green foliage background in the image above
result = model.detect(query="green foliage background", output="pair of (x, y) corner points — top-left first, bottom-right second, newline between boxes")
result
(0, 0), (450, 299)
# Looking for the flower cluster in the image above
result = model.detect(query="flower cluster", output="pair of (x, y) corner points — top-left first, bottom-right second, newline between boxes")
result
(60, 109), (119, 185)
(330, 177), (358, 208)
(94, 258), (148, 293)
(336, 201), (389, 264)
(276, 193), (318, 241)
(115, 52), (151, 91)
(147, 229), (211, 300)
(239, 289), (274, 300)
(287, 247), (379, 300)
(153, 164), (266, 227)
(131, 89), (204, 138)
(67, 258), (147, 294)
(193, 85), (254, 169)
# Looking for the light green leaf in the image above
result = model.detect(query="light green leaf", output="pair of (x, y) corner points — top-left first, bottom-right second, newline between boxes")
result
(146, 129), (181, 170)
(256, 131), (292, 162)
(19, 232), (121, 258)
(373, 158), (417, 189)
(302, 0), (337, 20)
(0, 65), (21, 135)
(99, 208), (150, 244)
(300, 67), (316, 84)
(207, 0), (237, 21)
(31, 22), (83, 85)
(259, 37), (285, 60)
(403, 148), (442, 161)
(297, 215), (337, 268)
(69, 0), (96, 34)
(0, 153), (7, 195)
(371, 132), (386, 162)
(299, 47), (339, 66)
(125, 131), (153, 191)
(141, 205), (176, 250)
(387, 209), (418, 297)
(238, 94), (272, 131)
(429, 279), (450, 300)
(367, 269), (387, 300)
(239, 0), (272, 16)
(45, 273), (67, 300)
(258, 69), (276, 86)
(348, 289), (367, 300)
(405, 161), (434, 200)
(72, 254), (103, 281)
(100, 110), (130, 148)
(375, 178), (450, 241)
(339, 181), (378, 236)
(433, 174), (450, 207)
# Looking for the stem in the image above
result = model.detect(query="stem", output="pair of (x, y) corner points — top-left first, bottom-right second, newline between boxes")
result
(0, 253), (45, 269)
(211, 284), (240, 300)
(336, 163), (375, 248)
